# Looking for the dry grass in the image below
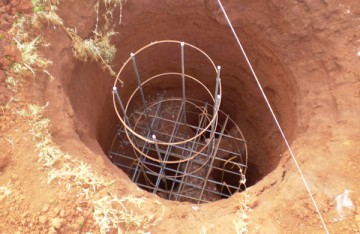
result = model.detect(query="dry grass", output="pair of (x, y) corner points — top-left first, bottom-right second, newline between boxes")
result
(0, 184), (12, 202)
(21, 103), (164, 233)
(233, 193), (250, 234)
(6, 1), (165, 233)
(96, 0), (127, 31)
(32, 6), (63, 28)
(12, 36), (53, 79)
(66, 28), (117, 76)
(93, 194), (165, 233)
(8, 3), (57, 81)
(62, 0), (126, 77)
(31, 0), (62, 27)
(5, 76), (19, 93)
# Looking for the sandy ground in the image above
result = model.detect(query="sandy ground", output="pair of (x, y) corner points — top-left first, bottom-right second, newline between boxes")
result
(1, 0), (360, 233)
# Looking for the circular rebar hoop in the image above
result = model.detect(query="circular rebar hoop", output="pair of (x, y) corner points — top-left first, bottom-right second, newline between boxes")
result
(113, 41), (221, 146)
(112, 40), (222, 165)
(110, 40), (248, 201)
(122, 72), (219, 146)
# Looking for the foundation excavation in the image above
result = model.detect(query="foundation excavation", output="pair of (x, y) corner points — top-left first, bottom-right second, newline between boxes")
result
(108, 41), (248, 203)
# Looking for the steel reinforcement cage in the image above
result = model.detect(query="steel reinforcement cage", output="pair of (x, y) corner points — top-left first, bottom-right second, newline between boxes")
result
(109, 40), (248, 203)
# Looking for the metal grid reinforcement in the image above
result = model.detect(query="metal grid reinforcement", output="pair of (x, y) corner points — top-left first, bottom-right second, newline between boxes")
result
(109, 40), (248, 203)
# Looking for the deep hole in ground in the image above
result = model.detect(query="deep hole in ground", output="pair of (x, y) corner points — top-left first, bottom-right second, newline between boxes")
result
(60, 1), (298, 201)
(0, 0), (358, 232)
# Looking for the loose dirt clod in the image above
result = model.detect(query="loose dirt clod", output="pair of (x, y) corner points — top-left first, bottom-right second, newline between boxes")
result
(38, 215), (47, 224)
(51, 217), (63, 229)
(0, 154), (9, 169)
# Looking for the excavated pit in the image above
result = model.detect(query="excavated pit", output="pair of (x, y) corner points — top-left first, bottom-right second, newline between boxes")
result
(60, 1), (298, 201)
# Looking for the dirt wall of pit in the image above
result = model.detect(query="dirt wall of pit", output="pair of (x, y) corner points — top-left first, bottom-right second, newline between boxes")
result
(37, 0), (360, 233)
(46, 0), (299, 182)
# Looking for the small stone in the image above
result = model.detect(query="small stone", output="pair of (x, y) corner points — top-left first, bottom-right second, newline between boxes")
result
(48, 226), (57, 234)
(355, 214), (360, 222)
(247, 198), (258, 209)
(60, 210), (65, 217)
(42, 204), (49, 213)
(21, 212), (28, 218)
(51, 218), (63, 229)
(21, 219), (26, 225)
(76, 216), (85, 227)
(53, 207), (60, 215)
(0, 153), (10, 169)
(11, 174), (18, 181)
(39, 215), (47, 224)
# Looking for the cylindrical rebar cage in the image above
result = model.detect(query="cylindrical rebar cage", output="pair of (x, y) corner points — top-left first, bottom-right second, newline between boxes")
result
(109, 40), (248, 203)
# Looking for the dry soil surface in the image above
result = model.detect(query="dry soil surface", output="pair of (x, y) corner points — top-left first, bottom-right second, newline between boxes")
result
(1, 0), (360, 233)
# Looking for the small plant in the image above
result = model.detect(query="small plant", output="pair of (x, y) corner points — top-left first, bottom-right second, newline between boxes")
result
(5, 76), (19, 93)
(93, 195), (164, 234)
(5, 0), (57, 84)
(66, 28), (117, 76)
(24, 104), (164, 233)
(5, 1), (164, 233)
(0, 185), (12, 202)
(32, 3), (45, 13)
(47, 160), (113, 198)
(31, 0), (60, 12)
(31, 0), (62, 27)
(32, 5), (63, 28)
(12, 36), (53, 79)
(95, 0), (127, 32)
(233, 193), (250, 234)
(11, 17), (30, 42)
(27, 0), (120, 78)
(93, 195), (144, 233)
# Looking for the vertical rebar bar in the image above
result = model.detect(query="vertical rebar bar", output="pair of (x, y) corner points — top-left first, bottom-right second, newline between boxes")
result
(114, 86), (144, 184)
(175, 103), (208, 200)
(132, 96), (164, 183)
(206, 66), (221, 157)
(198, 114), (229, 202)
(153, 102), (185, 193)
(113, 87), (131, 128)
(215, 66), (221, 96)
(207, 94), (221, 157)
(152, 134), (168, 191)
(131, 53), (153, 134)
(204, 94), (221, 190)
(181, 42), (187, 124)
(167, 142), (187, 199)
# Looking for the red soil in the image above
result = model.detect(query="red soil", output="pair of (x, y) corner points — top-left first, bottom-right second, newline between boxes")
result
(0, 0), (360, 233)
